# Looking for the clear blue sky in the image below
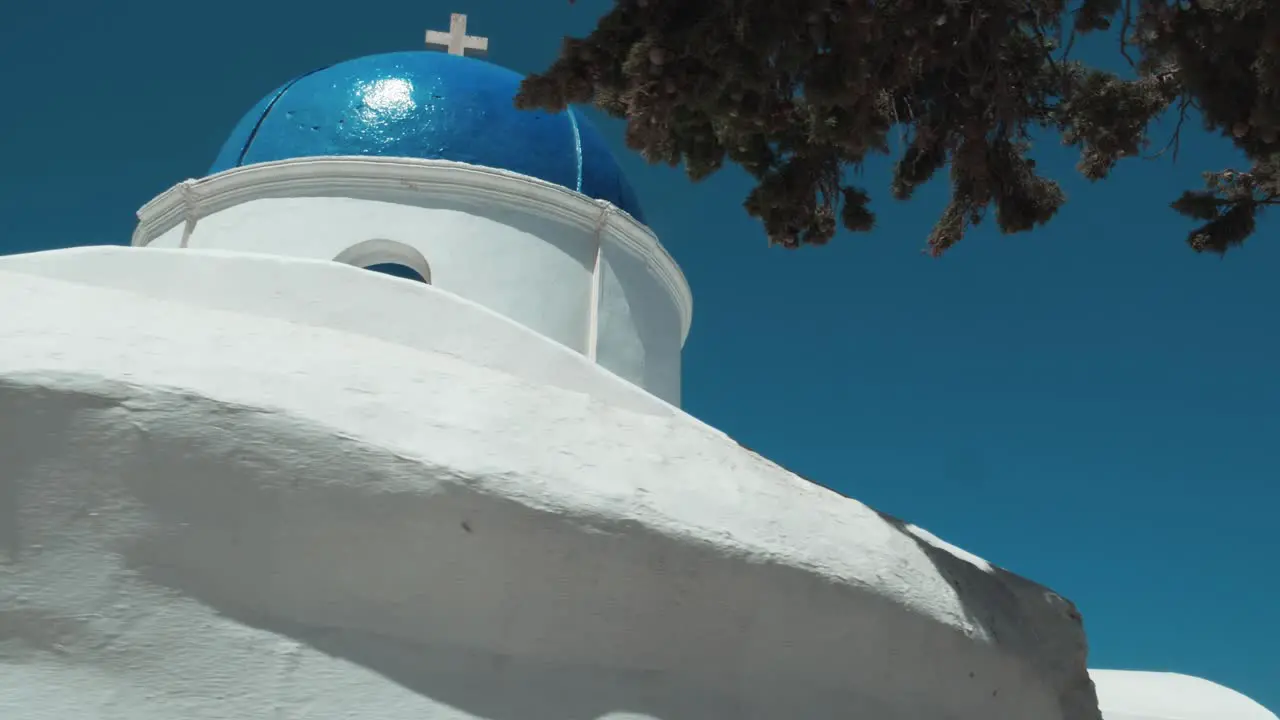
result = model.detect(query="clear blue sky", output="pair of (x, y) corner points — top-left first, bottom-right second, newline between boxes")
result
(2, 0), (1275, 710)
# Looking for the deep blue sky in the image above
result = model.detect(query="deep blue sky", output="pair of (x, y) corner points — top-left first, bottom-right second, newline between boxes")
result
(2, 0), (1275, 710)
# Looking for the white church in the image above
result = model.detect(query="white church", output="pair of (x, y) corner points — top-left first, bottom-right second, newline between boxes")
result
(0, 13), (1273, 720)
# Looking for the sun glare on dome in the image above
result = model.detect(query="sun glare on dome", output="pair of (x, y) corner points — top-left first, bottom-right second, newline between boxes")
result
(358, 77), (416, 121)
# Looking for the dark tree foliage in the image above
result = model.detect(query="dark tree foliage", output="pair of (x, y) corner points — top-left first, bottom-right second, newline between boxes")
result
(515, 0), (1280, 255)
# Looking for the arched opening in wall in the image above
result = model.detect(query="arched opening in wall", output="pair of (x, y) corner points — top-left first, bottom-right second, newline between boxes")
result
(364, 263), (429, 283)
(333, 239), (432, 284)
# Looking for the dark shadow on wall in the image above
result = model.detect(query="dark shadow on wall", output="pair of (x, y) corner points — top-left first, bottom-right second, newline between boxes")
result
(870, 508), (1099, 719)
(730, 438), (1100, 720)
(216, 611), (737, 720)
(2, 373), (1088, 720)
(0, 377), (123, 565)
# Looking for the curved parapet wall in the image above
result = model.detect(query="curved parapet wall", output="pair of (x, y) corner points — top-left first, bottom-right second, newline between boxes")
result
(0, 268), (1099, 720)
(0, 247), (674, 417)
(132, 156), (691, 404)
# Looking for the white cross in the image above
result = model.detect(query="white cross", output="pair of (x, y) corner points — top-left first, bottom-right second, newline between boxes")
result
(425, 13), (488, 57)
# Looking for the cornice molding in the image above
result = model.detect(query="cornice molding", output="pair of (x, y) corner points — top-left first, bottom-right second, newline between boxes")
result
(133, 156), (693, 342)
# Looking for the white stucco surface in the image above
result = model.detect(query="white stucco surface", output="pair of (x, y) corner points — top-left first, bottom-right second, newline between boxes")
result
(149, 194), (598, 352)
(595, 239), (684, 405)
(1089, 670), (1278, 720)
(130, 156), (691, 404)
(0, 246), (674, 418)
(0, 265), (1099, 720)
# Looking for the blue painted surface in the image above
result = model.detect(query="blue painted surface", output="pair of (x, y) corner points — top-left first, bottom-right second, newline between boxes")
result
(208, 51), (645, 222)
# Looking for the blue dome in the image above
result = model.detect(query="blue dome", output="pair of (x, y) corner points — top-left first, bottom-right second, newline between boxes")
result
(209, 51), (645, 222)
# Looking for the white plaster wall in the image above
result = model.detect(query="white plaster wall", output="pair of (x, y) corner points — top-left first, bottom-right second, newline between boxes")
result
(0, 247), (674, 417)
(149, 195), (596, 354)
(595, 237), (684, 405)
(0, 269), (1101, 720)
(132, 157), (694, 404)
(1089, 670), (1278, 720)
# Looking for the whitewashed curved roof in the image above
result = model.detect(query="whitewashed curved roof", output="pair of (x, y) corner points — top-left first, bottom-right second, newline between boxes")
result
(1091, 669), (1277, 720)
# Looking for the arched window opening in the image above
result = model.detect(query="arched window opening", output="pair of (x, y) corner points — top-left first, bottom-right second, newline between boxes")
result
(364, 262), (428, 283)
(332, 238), (432, 285)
